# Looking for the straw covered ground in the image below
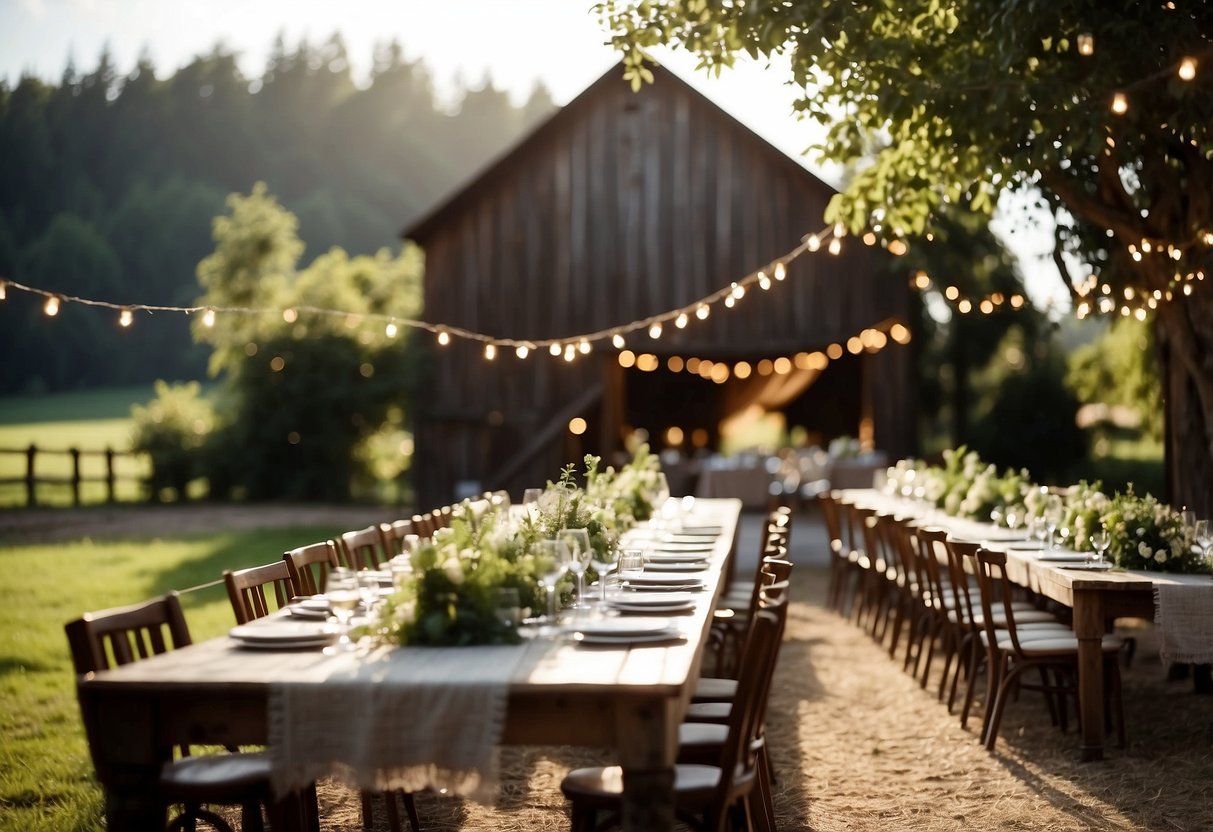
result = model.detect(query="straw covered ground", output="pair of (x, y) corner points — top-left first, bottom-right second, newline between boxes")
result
(313, 560), (1213, 832)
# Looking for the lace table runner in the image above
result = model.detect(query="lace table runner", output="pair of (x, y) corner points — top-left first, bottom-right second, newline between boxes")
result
(1153, 575), (1213, 665)
(269, 643), (528, 802)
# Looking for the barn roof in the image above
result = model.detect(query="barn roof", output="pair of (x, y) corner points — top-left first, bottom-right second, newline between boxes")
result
(401, 61), (836, 244)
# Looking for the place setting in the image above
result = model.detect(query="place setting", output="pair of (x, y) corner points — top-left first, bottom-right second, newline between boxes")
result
(606, 590), (697, 615)
(563, 616), (687, 647)
(228, 618), (339, 651)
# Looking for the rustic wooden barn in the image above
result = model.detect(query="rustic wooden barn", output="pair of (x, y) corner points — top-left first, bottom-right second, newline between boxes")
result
(403, 63), (915, 507)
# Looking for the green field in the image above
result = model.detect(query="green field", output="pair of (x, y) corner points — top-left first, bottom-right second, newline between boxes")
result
(0, 525), (354, 832)
(0, 387), (162, 507)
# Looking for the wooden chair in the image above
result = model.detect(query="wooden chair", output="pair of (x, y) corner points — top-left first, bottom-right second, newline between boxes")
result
(339, 524), (391, 570)
(819, 491), (858, 614)
(224, 561), (294, 624)
(283, 540), (339, 597)
(974, 548), (1126, 751)
(944, 538), (1070, 730)
(561, 604), (786, 832)
(65, 592), (307, 832)
(380, 519), (417, 556)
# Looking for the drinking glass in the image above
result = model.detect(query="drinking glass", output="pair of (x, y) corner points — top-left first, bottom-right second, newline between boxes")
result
(323, 569), (360, 654)
(1029, 515), (1050, 549)
(522, 488), (544, 521)
(1181, 508), (1198, 530)
(990, 506), (1004, 528)
(1089, 526), (1111, 565)
(1044, 495), (1064, 549)
(495, 587), (521, 629)
(536, 539), (569, 629)
(1193, 519), (1212, 566)
(618, 549), (645, 589)
(1004, 506), (1022, 533)
(589, 544), (620, 605)
(356, 570), (381, 613)
(558, 528), (592, 609)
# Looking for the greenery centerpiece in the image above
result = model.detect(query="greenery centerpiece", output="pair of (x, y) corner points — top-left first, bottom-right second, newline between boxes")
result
(368, 446), (666, 647)
(1102, 487), (1202, 574)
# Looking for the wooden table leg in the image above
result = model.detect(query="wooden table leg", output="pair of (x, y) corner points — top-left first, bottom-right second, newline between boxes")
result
(616, 696), (678, 831)
(1071, 587), (1106, 761)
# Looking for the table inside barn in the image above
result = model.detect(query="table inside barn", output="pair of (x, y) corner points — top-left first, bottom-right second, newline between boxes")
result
(73, 499), (742, 832)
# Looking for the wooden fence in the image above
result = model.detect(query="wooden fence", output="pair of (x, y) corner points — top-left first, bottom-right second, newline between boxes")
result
(0, 444), (147, 507)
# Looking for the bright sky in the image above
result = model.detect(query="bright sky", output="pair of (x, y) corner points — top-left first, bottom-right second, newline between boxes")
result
(0, 0), (1066, 306)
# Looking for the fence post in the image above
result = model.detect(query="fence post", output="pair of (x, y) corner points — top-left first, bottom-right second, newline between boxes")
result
(71, 447), (82, 506)
(25, 443), (37, 507)
(105, 447), (116, 503)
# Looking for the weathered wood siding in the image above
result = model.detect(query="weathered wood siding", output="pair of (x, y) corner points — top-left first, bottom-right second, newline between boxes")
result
(407, 65), (913, 506)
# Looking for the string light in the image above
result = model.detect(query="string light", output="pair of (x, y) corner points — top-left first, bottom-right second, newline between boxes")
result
(1077, 33), (1094, 56)
(484, 343), (496, 360)
(1178, 57), (1197, 81)
(2, 220), (861, 363)
(912, 272), (1029, 315)
(118, 308), (133, 328)
(1111, 92), (1128, 114)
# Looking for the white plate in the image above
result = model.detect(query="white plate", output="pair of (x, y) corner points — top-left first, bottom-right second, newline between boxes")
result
(611, 600), (696, 614)
(645, 552), (710, 563)
(571, 629), (685, 646)
(622, 581), (704, 592)
(1034, 552), (1090, 562)
(286, 604), (330, 620)
(569, 617), (676, 637)
(650, 542), (714, 553)
(678, 525), (722, 535)
(1057, 562), (1113, 571)
(609, 591), (697, 606)
(1004, 541), (1046, 550)
(230, 620), (336, 644)
(660, 532), (719, 543)
(643, 561), (707, 572)
(234, 635), (336, 650)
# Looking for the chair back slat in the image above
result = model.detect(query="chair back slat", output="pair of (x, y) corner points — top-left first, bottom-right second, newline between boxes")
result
(339, 524), (390, 570)
(65, 592), (192, 675)
(283, 540), (339, 597)
(225, 560), (293, 624)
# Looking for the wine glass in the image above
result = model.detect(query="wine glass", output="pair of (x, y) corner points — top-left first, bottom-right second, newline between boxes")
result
(558, 528), (592, 610)
(1044, 495), (1064, 549)
(522, 488), (544, 521)
(323, 568), (360, 654)
(1193, 519), (1212, 567)
(495, 587), (521, 630)
(1029, 515), (1050, 550)
(356, 570), (381, 614)
(617, 549), (645, 591)
(1004, 506), (1022, 534)
(536, 539), (569, 630)
(1089, 526), (1111, 565)
(588, 543), (620, 606)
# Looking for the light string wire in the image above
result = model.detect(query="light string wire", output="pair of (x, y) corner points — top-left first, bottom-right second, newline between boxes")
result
(0, 222), (853, 354)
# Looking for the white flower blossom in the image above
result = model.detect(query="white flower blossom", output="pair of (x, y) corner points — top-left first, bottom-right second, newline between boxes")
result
(1154, 550), (1167, 564)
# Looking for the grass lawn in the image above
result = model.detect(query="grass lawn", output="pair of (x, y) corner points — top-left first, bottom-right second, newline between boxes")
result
(0, 386), (167, 507)
(0, 525), (351, 832)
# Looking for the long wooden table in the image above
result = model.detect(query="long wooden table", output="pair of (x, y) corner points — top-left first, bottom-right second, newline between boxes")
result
(838, 489), (1195, 762)
(73, 499), (741, 830)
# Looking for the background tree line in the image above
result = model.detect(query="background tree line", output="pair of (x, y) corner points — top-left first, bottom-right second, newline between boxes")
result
(0, 33), (554, 395)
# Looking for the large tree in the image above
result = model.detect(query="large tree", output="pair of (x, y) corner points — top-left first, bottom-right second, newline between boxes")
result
(597, 1), (1213, 511)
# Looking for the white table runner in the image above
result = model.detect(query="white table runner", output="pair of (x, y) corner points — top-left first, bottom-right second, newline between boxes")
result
(269, 643), (528, 802)
(1153, 574), (1213, 665)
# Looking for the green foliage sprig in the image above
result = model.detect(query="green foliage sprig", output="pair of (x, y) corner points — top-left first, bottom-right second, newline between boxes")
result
(1103, 487), (1202, 574)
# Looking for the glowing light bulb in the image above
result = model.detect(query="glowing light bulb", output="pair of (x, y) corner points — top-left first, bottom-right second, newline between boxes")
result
(732, 283), (745, 299)
(385, 322), (398, 338)
(696, 304), (710, 320)
(611, 333), (625, 349)
(118, 308), (133, 327)
(887, 239), (908, 256)
(914, 271), (931, 290)
(1179, 57), (1196, 81)
(578, 339), (591, 355)
(282, 307), (298, 323)
(828, 237), (843, 255)
(0, 282), (6, 301)
(437, 330), (451, 346)
(1111, 92), (1128, 115)
(563, 344), (576, 362)
(806, 234), (821, 252)
(675, 313), (689, 329)
(1077, 33), (1094, 56)
(549, 343), (562, 356)
(515, 345), (530, 359)
(773, 262), (786, 281)
(724, 295), (736, 308)
(648, 322), (663, 339)
(758, 272), (771, 290)
(44, 295), (60, 316)
(202, 308), (216, 327)
(484, 343), (497, 360)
